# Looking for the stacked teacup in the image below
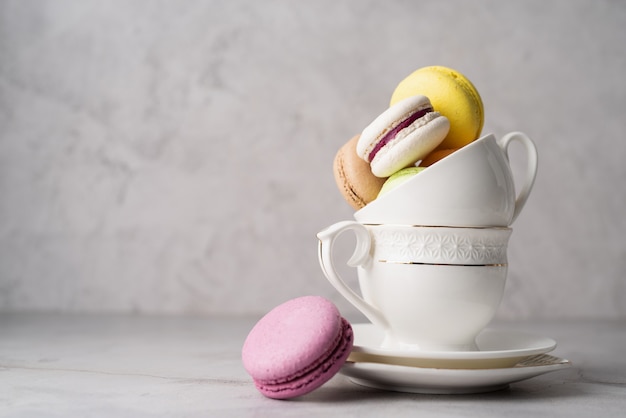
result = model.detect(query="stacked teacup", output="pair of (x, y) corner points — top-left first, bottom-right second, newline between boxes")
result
(317, 66), (538, 352)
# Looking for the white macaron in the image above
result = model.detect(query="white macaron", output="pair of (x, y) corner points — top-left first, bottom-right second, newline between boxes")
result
(357, 95), (450, 178)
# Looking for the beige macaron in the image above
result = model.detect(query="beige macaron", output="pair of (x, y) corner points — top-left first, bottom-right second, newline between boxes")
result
(333, 134), (387, 210)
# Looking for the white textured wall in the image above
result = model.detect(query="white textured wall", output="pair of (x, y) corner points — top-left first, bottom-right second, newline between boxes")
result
(1, 0), (625, 318)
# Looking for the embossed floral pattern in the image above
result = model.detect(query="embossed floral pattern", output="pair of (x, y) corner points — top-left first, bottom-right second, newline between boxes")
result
(370, 227), (509, 264)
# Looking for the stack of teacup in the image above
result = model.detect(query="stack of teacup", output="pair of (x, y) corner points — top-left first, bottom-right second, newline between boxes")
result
(318, 64), (539, 352)
(318, 131), (538, 351)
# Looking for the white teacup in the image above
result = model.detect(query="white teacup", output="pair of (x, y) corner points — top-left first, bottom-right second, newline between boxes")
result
(317, 221), (512, 351)
(354, 132), (538, 227)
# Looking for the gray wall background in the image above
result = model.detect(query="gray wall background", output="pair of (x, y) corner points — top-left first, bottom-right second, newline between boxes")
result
(1, 0), (625, 319)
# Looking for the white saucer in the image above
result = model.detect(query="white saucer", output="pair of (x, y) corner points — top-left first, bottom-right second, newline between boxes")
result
(348, 324), (557, 369)
(341, 354), (572, 394)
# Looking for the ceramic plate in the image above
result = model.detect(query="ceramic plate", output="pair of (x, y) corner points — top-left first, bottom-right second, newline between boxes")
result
(341, 354), (571, 394)
(348, 324), (557, 369)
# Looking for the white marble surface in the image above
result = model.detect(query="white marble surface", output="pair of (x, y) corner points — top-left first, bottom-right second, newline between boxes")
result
(1, 314), (625, 417)
(1, 1), (626, 319)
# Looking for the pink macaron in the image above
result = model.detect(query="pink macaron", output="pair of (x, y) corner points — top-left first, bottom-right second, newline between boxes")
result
(241, 296), (353, 399)
(357, 95), (450, 177)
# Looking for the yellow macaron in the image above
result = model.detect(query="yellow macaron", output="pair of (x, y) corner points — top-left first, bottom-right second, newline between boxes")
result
(390, 66), (484, 150)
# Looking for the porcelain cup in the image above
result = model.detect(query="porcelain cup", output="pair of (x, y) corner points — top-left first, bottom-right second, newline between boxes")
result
(317, 221), (511, 351)
(354, 132), (538, 227)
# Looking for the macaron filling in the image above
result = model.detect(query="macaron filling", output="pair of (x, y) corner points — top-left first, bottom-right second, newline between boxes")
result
(367, 105), (434, 162)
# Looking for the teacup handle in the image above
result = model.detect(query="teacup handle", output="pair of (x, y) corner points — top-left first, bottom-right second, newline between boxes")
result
(317, 221), (390, 330)
(498, 132), (538, 224)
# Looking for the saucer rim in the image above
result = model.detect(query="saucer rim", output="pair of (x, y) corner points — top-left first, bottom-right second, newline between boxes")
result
(351, 323), (557, 361)
(339, 355), (572, 395)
